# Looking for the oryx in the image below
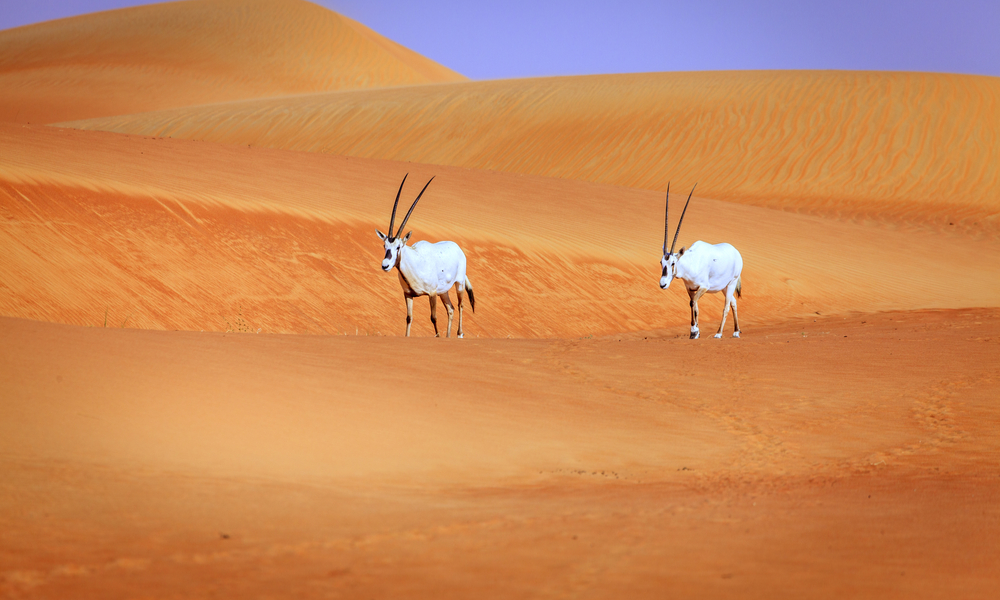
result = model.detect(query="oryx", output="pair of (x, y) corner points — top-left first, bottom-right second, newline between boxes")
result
(375, 174), (476, 337)
(659, 183), (744, 339)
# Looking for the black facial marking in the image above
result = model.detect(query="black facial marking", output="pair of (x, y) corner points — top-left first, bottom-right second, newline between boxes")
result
(384, 248), (392, 260)
(662, 265), (668, 277)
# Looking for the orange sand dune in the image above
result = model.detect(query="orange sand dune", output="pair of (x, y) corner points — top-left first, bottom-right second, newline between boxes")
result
(0, 0), (465, 124)
(2, 310), (998, 598)
(65, 71), (1000, 230)
(3, 123), (999, 336)
(5, 5), (999, 597)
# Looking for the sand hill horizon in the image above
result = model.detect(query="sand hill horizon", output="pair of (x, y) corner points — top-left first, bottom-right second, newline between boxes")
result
(63, 70), (1000, 234)
(0, 0), (466, 124)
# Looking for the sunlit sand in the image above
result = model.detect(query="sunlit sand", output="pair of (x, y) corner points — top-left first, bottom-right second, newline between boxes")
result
(1, 1), (998, 598)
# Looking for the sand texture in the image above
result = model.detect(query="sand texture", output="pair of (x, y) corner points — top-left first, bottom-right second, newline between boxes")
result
(4, 123), (1000, 337)
(0, 0), (465, 124)
(2, 1), (999, 597)
(64, 71), (1000, 232)
(2, 310), (999, 598)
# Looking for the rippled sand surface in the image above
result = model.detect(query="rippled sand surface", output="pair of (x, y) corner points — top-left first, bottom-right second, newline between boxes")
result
(65, 71), (1000, 232)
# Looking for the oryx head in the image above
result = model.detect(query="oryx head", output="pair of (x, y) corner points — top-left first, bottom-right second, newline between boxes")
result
(375, 174), (435, 271)
(660, 182), (695, 289)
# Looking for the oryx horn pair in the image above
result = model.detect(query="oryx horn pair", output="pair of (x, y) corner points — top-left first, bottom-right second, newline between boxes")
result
(386, 173), (436, 240)
(663, 182), (696, 255)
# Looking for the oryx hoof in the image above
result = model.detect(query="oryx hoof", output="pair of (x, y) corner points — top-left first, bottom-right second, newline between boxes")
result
(733, 331), (741, 338)
(689, 330), (700, 339)
(713, 333), (723, 339)
(457, 333), (464, 339)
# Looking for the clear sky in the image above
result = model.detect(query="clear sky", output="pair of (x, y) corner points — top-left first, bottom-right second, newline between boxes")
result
(2, 0), (997, 79)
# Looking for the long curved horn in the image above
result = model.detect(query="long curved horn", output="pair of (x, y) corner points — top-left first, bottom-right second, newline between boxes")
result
(670, 183), (696, 254)
(397, 176), (435, 235)
(662, 182), (670, 254)
(388, 173), (408, 238)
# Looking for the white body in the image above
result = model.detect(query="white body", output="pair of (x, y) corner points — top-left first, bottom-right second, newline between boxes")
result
(660, 240), (743, 339)
(395, 240), (468, 297)
(377, 231), (475, 337)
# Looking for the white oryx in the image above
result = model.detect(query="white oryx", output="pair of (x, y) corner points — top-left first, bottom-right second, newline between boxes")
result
(659, 183), (744, 339)
(375, 174), (475, 337)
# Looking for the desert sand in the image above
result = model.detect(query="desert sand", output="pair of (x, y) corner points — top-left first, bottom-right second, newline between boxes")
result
(65, 70), (1000, 234)
(1, 1), (998, 598)
(0, 0), (465, 124)
(3, 310), (999, 598)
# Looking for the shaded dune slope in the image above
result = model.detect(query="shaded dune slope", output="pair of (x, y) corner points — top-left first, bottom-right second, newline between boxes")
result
(0, 0), (465, 124)
(3, 124), (999, 336)
(65, 71), (1000, 231)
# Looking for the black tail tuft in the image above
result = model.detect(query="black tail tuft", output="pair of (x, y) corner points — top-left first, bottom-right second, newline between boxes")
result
(463, 276), (476, 312)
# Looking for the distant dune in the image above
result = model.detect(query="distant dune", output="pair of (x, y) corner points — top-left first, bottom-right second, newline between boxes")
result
(63, 71), (1000, 229)
(0, 0), (465, 124)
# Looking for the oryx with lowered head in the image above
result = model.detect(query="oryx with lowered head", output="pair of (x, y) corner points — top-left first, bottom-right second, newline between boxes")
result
(660, 183), (744, 339)
(376, 174), (476, 337)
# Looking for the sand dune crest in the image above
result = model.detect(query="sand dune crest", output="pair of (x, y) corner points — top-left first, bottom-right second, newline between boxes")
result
(65, 71), (1000, 232)
(0, 0), (465, 124)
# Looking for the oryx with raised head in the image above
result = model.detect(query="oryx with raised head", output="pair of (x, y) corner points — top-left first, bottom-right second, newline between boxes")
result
(659, 183), (744, 339)
(376, 174), (476, 337)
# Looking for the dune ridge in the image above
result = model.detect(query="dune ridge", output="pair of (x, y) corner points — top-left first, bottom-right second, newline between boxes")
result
(3, 123), (999, 337)
(0, 0), (465, 124)
(63, 71), (1000, 229)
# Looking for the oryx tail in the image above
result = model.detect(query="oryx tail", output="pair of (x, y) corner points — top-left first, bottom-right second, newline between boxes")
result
(465, 276), (476, 312)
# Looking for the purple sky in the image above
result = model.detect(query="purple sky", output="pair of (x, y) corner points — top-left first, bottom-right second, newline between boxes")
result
(2, 0), (997, 79)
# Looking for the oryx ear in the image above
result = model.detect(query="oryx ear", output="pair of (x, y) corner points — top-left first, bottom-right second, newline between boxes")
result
(376, 229), (387, 241)
(402, 231), (412, 242)
(679, 246), (686, 256)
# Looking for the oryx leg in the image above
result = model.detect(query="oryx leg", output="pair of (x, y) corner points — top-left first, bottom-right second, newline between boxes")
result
(440, 290), (456, 338)
(730, 293), (741, 338)
(454, 283), (465, 338)
(429, 294), (440, 337)
(715, 281), (738, 338)
(688, 286), (707, 339)
(404, 295), (414, 337)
